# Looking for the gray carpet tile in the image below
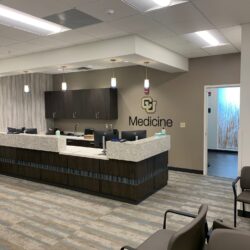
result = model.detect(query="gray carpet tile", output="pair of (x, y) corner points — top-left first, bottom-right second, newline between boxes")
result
(0, 171), (249, 250)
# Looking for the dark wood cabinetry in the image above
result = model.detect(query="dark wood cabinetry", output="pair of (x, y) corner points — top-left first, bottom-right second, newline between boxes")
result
(0, 146), (168, 203)
(45, 88), (118, 120)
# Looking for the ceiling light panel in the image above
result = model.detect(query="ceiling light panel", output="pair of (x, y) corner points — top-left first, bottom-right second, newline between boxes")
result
(0, 4), (70, 36)
(121, 0), (188, 12)
(184, 30), (228, 48)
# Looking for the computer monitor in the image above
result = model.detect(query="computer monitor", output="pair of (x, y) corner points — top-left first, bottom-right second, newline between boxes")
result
(84, 128), (94, 135)
(94, 130), (118, 148)
(121, 130), (147, 141)
(25, 128), (38, 134)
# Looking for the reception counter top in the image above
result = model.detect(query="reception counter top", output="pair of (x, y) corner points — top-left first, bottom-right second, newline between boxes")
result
(0, 132), (66, 152)
(60, 146), (108, 160)
(0, 132), (170, 162)
(107, 135), (170, 162)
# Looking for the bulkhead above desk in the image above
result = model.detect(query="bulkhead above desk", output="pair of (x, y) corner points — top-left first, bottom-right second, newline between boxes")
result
(106, 135), (170, 162)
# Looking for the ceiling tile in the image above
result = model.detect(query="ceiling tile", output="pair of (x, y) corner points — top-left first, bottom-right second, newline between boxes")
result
(148, 2), (214, 34)
(0, 27), (39, 42)
(78, 23), (128, 40)
(220, 26), (241, 50)
(27, 37), (69, 50)
(138, 25), (176, 41)
(0, 0), (82, 18)
(181, 49), (209, 58)
(203, 43), (238, 56)
(109, 14), (162, 34)
(168, 19), (213, 34)
(0, 46), (20, 58)
(0, 36), (19, 46)
(75, 0), (139, 22)
(191, 0), (250, 28)
(50, 30), (96, 46)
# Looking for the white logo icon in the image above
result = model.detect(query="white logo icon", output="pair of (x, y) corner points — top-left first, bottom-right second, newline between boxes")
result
(141, 96), (157, 114)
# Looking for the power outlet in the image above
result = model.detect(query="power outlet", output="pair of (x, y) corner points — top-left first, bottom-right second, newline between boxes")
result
(180, 122), (186, 128)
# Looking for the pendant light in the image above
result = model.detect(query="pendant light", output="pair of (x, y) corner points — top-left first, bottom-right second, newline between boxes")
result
(144, 62), (150, 94)
(61, 66), (67, 91)
(24, 71), (30, 93)
(110, 59), (117, 88)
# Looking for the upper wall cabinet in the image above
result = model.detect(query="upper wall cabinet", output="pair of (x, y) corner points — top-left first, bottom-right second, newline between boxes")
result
(45, 88), (118, 120)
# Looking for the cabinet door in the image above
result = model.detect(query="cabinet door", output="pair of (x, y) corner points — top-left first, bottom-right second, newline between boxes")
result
(45, 91), (72, 119)
(45, 92), (54, 118)
(88, 89), (108, 119)
(61, 91), (73, 119)
(109, 88), (118, 119)
(45, 91), (64, 118)
(72, 90), (89, 119)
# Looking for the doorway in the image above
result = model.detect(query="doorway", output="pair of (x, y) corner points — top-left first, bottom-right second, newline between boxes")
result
(204, 85), (240, 179)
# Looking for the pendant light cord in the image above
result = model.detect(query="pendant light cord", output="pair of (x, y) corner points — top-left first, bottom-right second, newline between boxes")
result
(62, 66), (65, 82)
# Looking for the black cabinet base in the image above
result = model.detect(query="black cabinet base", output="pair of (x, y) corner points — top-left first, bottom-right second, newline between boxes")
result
(0, 146), (168, 203)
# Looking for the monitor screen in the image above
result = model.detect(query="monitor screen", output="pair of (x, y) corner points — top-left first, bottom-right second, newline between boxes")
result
(94, 130), (118, 148)
(121, 130), (147, 141)
(84, 128), (94, 135)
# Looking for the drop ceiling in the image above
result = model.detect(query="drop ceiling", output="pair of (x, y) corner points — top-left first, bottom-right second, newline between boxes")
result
(0, 0), (244, 74)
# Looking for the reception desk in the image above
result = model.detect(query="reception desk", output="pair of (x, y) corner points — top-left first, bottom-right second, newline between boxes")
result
(0, 133), (170, 203)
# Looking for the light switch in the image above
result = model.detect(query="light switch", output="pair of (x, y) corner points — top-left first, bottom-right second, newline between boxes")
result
(180, 122), (186, 128)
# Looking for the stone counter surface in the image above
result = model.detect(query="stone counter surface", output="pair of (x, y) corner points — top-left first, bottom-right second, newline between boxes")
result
(0, 133), (170, 162)
(106, 135), (170, 162)
(0, 133), (66, 152)
(60, 146), (108, 160)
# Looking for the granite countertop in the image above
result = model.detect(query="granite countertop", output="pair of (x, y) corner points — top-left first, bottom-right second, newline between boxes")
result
(106, 135), (171, 162)
(59, 146), (108, 160)
(0, 132), (66, 153)
(0, 133), (171, 162)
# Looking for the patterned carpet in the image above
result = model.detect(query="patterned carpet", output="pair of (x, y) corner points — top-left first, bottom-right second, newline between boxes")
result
(0, 171), (249, 250)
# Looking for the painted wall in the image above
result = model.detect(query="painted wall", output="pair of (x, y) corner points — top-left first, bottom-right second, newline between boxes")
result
(0, 73), (53, 133)
(239, 23), (250, 175)
(53, 53), (240, 171)
(207, 88), (218, 150)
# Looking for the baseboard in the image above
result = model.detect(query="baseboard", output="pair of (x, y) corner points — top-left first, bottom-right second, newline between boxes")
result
(238, 209), (250, 218)
(168, 166), (203, 175)
(208, 149), (238, 154)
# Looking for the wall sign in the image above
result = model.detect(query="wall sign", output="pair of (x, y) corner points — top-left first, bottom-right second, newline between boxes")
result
(129, 96), (173, 128)
(141, 96), (157, 114)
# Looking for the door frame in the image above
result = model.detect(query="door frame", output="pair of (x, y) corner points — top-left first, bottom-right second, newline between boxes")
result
(203, 84), (240, 176)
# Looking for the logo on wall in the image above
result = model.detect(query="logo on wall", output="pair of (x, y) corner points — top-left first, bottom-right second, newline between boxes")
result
(128, 95), (174, 128)
(141, 96), (157, 114)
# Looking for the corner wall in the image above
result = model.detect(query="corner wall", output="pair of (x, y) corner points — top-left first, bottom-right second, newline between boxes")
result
(53, 53), (240, 171)
(239, 23), (250, 174)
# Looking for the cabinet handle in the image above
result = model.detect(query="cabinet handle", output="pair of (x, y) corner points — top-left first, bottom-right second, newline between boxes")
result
(73, 112), (76, 119)
(52, 112), (56, 118)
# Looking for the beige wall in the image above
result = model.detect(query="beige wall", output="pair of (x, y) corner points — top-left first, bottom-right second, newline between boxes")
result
(53, 53), (240, 171)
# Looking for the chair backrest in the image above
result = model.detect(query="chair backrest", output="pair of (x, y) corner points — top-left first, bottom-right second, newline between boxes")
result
(167, 204), (208, 250)
(208, 229), (250, 250)
(240, 166), (250, 190)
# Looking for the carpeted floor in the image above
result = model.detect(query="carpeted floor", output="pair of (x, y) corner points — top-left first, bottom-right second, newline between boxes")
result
(0, 171), (249, 250)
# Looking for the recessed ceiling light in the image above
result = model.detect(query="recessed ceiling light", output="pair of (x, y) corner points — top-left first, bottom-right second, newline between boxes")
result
(122, 0), (188, 12)
(196, 31), (221, 47)
(153, 0), (171, 7)
(0, 4), (70, 36)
